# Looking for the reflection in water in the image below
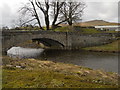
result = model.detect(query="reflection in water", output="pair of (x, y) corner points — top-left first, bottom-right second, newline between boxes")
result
(7, 47), (118, 73)
(7, 47), (44, 58)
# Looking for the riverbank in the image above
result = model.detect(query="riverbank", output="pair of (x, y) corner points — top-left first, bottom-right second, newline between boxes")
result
(2, 56), (119, 88)
(82, 40), (119, 53)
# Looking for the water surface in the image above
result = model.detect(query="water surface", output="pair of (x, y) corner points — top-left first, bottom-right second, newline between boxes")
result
(7, 47), (118, 73)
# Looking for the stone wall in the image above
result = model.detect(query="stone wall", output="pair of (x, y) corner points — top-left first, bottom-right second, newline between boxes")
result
(69, 33), (115, 49)
(2, 30), (118, 53)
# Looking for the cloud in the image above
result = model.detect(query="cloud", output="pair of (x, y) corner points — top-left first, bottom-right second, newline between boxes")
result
(0, 3), (12, 27)
(82, 2), (118, 22)
(0, 0), (119, 28)
(0, 0), (28, 28)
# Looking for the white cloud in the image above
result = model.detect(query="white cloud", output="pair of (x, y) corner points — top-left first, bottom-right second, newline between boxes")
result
(0, 0), (28, 28)
(82, 2), (118, 22)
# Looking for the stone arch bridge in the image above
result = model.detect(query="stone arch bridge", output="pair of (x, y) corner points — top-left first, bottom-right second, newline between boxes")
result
(2, 30), (118, 53)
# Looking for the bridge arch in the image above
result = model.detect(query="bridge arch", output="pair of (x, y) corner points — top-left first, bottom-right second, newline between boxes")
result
(32, 38), (65, 49)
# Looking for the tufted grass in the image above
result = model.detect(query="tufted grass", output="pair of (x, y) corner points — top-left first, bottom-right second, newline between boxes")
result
(2, 68), (118, 88)
(2, 56), (119, 88)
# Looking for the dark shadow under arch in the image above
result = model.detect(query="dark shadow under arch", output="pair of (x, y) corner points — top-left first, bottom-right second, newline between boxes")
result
(32, 38), (64, 49)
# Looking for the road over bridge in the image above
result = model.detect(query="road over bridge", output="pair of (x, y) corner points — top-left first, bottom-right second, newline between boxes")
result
(2, 30), (118, 53)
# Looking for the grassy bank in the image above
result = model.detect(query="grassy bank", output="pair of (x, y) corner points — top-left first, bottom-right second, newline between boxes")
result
(83, 40), (119, 53)
(2, 56), (119, 88)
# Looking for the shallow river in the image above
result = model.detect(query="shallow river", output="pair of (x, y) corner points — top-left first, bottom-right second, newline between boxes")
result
(7, 47), (118, 73)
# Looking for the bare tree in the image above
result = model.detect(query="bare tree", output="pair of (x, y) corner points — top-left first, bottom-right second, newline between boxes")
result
(60, 1), (86, 26)
(19, 0), (44, 30)
(19, 0), (86, 30)
(50, 1), (65, 29)
(35, 0), (50, 30)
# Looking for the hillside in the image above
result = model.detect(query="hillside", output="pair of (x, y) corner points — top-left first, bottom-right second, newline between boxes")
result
(60, 20), (120, 27)
(76, 20), (120, 26)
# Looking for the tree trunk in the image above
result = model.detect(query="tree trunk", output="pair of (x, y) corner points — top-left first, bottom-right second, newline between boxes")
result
(68, 21), (72, 26)
(45, 15), (49, 30)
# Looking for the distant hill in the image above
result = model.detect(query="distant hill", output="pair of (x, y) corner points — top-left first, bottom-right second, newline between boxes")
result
(76, 20), (120, 26)
(60, 20), (120, 27)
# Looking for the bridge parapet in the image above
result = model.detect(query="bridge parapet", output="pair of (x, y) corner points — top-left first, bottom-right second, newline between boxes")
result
(2, 30), (119, 36)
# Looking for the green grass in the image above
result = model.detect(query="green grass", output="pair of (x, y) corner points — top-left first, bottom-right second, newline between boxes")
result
(2, 68), (118, 88)
(0, 67), (2, 89)
(83, 40), (119, 52)
(12, 25), (119, 34)
(80, 28), (102, 33)
(54, 26), (103, 33)
(54, 26), (119, 33)
(54, 26), (74, 32)
(105, 31), (120, 33)
(2, 56), (119, 88)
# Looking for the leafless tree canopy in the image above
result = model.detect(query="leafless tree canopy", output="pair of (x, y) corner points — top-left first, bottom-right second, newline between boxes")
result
(60, 1), (86, 26)
(19, 0), (86, 30)
(50, 1), (65, 29)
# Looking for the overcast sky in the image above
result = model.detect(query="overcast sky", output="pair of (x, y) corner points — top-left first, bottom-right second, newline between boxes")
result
(0, 0), (119, 28)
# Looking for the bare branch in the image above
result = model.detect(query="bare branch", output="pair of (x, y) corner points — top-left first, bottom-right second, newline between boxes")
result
(19, 0), (44, 30)
(21, 18), (36, 26)
(59, 1), (86, 26)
